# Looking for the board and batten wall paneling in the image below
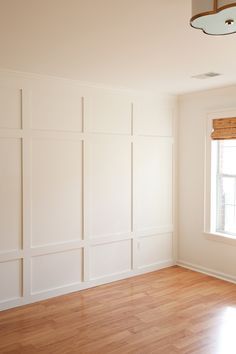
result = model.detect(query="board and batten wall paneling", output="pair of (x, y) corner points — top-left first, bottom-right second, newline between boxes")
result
(90, 240), (132, 280)
(0, 138), (22, 251)
(85, 135), (131, 239)
(133, 137), (173, 236)
(137, 233), (173, 270)
(31, 84), (83, 131)
(0, 87), (22, 129)
(0, 73), (176, 311)
(31, 138), (83, 246)
(0, 260), (22, 303)
(133, 97), (173, 137)
(31, 249), (83, 294)
(84, 92), (131, 134)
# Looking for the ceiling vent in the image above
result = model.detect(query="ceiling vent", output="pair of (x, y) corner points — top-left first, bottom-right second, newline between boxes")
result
(192, 72), (221, 80)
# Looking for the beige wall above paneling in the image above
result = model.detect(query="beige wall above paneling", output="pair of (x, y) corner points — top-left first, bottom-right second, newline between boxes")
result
(0, 71), (176, 311)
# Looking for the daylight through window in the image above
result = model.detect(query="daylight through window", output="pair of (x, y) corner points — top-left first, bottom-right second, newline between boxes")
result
(213, 140), (236, 237)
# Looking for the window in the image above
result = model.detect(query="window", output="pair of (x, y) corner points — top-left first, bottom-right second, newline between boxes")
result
(207, 116), (236, 239)
(214, 140), (236, 236)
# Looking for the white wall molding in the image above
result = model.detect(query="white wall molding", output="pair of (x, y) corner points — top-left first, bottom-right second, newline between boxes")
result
(135, 226), (173, 238)
(0, 71), (176, 311)
(0, 251), (24, 262)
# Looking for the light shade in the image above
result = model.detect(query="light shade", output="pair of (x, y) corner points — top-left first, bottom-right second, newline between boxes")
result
(191, 0), (236, 35)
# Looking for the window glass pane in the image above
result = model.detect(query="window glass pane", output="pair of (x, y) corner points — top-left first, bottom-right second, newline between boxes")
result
(215, 140), (236, 236)
(219, 142), (236, 175)
(222, 177), (235, 205)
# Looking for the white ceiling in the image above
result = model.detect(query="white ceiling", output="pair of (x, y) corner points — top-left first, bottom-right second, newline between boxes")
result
(1, 0), (236, 94)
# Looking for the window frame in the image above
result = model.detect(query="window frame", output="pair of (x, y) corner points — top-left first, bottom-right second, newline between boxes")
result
(215, 140), (236, 236)
(204, 110), (236, 245)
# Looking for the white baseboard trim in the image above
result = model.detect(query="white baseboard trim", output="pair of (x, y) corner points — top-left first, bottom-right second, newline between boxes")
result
(3, 260), (236, 312)
(0, 259), (175, 312)
(177, 260), (236, 284)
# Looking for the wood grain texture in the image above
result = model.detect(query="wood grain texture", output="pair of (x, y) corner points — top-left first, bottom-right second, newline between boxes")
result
(211, 117), (236, 140)
(1, 266), (236, 354)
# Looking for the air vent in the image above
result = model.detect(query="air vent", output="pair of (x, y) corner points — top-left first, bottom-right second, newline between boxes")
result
(192, 72), (221, 79)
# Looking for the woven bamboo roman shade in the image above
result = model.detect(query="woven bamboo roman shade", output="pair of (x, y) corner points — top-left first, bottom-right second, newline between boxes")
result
(211, 118), (236, 140)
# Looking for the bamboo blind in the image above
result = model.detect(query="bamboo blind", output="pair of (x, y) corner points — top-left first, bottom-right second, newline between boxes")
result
(211, 118), (236, 140)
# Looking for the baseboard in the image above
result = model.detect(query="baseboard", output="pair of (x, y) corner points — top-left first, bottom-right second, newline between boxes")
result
(0, 259), (175, 312)
(3, 259), (235, 312)
(177, 260), (236, 284)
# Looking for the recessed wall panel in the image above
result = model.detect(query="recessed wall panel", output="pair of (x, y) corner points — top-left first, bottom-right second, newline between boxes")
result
(32, 139), (82, 246)
(85, 93), (131, 134)
(31, 249), (82, 293)
(134, 138), (172, 234)
(31, 85), (82, 131)
(0, 260), (22, 302)
(85, 135), (131, 238)
(0, 87), (21, 129)
(133, 98), (173, 136)
(90, 240), (131, 279)
(0, 138), (22, 251)
(137, 233), (172, 269)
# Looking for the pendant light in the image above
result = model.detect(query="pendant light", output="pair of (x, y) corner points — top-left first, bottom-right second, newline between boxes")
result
(191, 0), (236, 35)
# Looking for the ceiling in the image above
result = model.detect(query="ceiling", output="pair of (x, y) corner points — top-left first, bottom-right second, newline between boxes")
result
(1, 0), (236, 94)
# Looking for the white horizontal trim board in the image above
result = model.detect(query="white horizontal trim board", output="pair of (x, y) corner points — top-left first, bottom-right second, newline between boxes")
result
(30, 241), (85, 256)
(0, 250), (24, 262)
(0, 228), (174, 262)
(177, 260), (236, 285)
(136, 226), (173, 238)
(0, 71), (176, 311)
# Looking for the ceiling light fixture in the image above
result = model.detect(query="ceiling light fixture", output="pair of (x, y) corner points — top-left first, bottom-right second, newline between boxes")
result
(190, 0), (236, 35)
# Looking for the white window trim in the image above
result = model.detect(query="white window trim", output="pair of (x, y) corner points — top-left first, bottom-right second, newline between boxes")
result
(204, 109), (236, 246)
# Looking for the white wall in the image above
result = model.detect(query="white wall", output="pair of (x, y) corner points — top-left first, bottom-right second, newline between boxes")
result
(0, 71), (176, 310)
(178, 85), (236, 281)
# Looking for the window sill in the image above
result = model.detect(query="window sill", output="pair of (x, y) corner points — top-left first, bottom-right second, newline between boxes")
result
(204, 232), (236, 246)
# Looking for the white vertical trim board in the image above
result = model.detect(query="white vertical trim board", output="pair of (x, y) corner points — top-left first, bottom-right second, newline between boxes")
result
(0, 71), (176, 311)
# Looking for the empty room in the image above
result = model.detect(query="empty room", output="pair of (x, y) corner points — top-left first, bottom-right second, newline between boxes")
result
(1, 0), (236, 353)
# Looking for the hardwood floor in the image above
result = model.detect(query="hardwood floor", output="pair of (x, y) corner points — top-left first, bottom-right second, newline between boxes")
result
(1, 266), (236, 354)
